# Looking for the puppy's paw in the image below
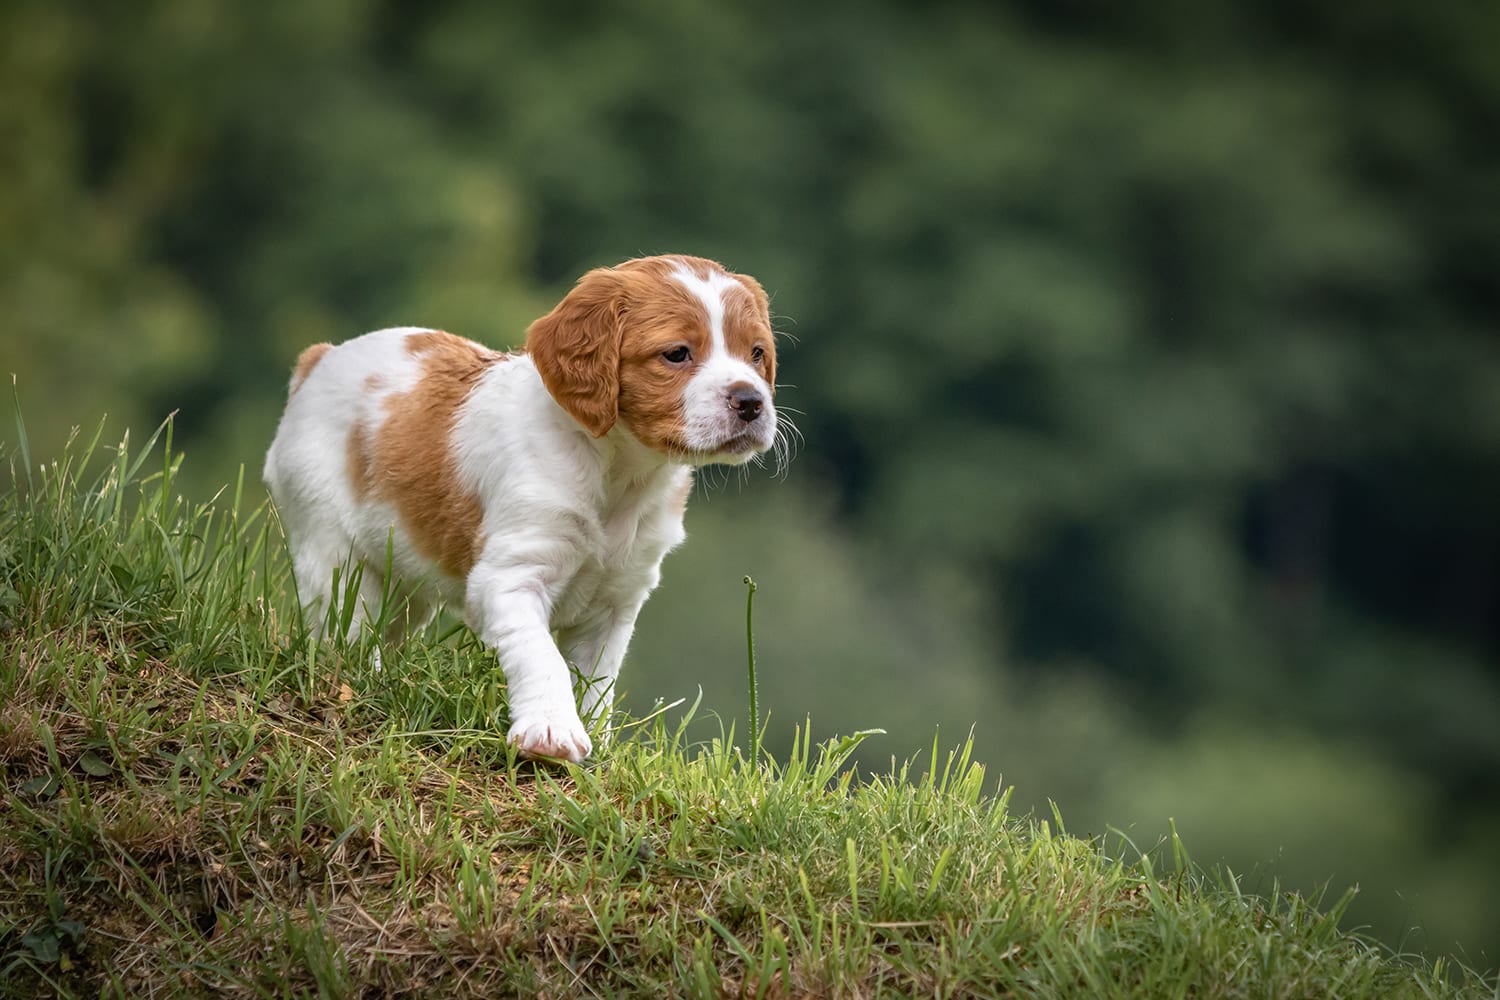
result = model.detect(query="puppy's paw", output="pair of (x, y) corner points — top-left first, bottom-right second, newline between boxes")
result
(508, 712), (592, 763)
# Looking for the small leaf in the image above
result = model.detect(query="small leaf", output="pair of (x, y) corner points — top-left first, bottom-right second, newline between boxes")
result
(833, 728), (887, 758)
(21, 928), (60, 963)
(108, 562), (135, 591)
(20, 774), (59, 798)
(79, 751), (114, 777)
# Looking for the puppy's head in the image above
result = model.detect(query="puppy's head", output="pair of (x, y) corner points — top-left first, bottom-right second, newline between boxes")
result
(526, 255), (778, 465)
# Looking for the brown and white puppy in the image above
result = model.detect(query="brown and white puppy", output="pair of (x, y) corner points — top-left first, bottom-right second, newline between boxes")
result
(263, 255), (780, 761)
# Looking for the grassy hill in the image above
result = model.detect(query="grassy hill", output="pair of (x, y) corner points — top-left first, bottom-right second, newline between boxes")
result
(1, 420), (1492, 998)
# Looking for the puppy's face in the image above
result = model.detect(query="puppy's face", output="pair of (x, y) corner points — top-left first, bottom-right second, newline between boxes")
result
(527, 255), (778, 465)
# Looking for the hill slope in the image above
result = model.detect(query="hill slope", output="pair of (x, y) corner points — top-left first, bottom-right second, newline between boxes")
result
(0, 423), (1491, 998)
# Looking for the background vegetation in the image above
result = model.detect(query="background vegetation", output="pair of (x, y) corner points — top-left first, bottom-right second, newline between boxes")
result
(2, 0), (1496, 965)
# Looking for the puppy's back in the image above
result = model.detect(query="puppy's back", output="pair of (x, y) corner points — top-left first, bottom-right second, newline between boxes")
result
(263, 327), (428, 509)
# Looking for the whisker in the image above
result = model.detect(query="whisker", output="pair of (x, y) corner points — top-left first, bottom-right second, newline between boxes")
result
(768, 413), (802, 480)
(780, 414), (806, 444)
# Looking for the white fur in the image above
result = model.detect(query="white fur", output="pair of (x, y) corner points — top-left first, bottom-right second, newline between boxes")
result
(670, 264), (736, 351)
(264, 328), (695, 763)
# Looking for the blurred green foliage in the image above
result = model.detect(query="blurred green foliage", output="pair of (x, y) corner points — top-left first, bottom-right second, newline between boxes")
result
(2, 0), (1497, 964)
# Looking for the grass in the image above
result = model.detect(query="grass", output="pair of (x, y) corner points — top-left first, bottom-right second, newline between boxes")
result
(0, 414), (1494, 999)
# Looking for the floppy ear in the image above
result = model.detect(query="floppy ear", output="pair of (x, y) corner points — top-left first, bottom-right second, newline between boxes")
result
(526, 267), (625, 437)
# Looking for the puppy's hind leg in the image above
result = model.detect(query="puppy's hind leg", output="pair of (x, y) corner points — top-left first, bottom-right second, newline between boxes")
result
(289, 530), (388, 651)
(375, 580), (439, 663)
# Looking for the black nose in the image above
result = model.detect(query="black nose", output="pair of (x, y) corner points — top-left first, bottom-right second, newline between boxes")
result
(728, 385), (764, 422)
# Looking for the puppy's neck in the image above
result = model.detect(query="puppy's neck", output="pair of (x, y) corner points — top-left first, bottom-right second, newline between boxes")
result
(596, 422), (682, 490)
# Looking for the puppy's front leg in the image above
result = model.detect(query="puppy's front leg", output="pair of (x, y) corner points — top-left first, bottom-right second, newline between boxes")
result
(559, 609), (640, 734)
(467, 559), (591, 763)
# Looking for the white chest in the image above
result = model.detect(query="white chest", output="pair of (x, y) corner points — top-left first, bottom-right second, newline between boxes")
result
(549, 492), (685, 630)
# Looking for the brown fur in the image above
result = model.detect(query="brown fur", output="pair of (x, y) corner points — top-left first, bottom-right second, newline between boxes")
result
(346, 421), (374, 500)
(347, 379), (384, 500)
(612, 259), (708, 453)
(370, 331), (504, 578)
(290, 343), (333, 394)
(526, 269), (627, 437)
(723, 273), (776, 390)
(527, 255), (776, 453)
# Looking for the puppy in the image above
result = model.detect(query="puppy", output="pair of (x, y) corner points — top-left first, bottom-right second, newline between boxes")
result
(263, 255), (779, 762)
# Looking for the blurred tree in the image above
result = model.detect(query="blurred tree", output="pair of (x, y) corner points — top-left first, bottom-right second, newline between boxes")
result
(0, 3), (215, 448)
(388, 0), (1500, 792)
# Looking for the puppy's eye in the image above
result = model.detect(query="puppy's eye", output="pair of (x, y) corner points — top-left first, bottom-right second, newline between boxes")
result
(750, 346), (766, 365)
(662, 346), (691, 365)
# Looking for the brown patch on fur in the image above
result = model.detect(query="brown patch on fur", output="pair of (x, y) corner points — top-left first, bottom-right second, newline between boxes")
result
(611, 259), (710, 453)
(527, 255), (775, 454)
(722, 271), (776, 390)
(290, 343), (333, 394)
(526, 269), (629, 437)
(371, 331), (504, 578)
(346, 422), (374, 500)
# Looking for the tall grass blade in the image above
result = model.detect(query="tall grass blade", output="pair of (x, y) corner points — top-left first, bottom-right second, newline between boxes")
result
(744, 574), (761, 765)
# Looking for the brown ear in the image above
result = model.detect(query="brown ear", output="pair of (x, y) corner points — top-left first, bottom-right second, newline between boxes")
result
(526, 267), (625, 437)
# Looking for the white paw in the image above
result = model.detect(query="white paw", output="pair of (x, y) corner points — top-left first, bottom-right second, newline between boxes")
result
(508, 712), (592, 763)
